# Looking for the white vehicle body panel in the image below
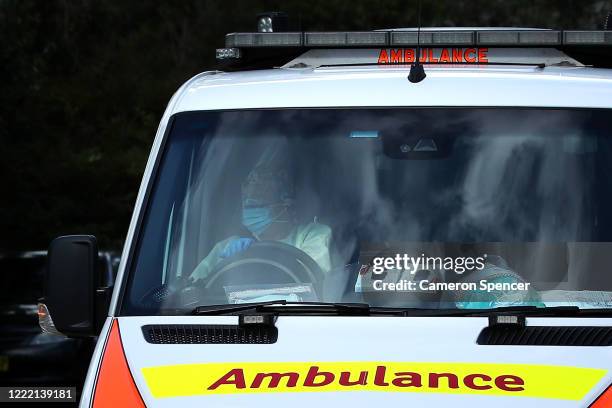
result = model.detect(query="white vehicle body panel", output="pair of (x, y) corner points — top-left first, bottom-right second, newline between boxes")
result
(89, 64), (612, 408)
(174, 66), (612, 112)
(116, 316), (612, 407)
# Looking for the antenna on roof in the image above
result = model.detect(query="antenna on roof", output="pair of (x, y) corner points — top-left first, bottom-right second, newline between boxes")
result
(408, 0), (426, 83)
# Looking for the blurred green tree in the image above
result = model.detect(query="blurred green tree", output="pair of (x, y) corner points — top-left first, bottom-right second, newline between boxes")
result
(0, 0), (610, 250)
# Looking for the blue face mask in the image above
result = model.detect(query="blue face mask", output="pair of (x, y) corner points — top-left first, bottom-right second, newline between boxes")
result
(242, 204), (289, 237)
(242, 206), (273, 237)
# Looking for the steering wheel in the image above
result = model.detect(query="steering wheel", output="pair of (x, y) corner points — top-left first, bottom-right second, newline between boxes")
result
(203, 240), (324, 297)
(139, 241), (324, 308)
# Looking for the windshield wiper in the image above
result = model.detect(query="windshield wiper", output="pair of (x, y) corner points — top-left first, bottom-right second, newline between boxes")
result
(192, 301), (392, 316)
(192, 300), (288, 315)
(395, 305), (612, 317)
(191, 302), (612, 317)
(466, 305), (580, 316)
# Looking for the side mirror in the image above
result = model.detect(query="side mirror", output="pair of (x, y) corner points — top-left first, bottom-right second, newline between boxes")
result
(43, 235), (110, 337)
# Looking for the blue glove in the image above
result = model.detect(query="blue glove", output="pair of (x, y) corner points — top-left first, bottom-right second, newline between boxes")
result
(220, 238), (254, 259)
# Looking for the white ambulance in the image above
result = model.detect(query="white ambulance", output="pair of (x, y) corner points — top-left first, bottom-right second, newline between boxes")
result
(41, 15), (612, 408)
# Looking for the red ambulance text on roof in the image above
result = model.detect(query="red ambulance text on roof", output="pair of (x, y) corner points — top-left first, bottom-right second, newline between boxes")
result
(378, 48), (489, 64)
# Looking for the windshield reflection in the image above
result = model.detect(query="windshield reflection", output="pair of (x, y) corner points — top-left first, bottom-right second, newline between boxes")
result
(124, 108), (612, 315)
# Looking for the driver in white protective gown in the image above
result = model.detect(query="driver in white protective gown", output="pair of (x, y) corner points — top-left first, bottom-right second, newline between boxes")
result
(190, 146), (332, 283)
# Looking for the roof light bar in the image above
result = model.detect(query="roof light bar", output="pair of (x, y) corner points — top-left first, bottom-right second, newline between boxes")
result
(304, 32), (345, 46)
(225, 29), (612, 49)
(219, 29), (612, 69)
(564, 31), (612, 45)
(347, 32), (388, 46)
(226, 32), (302, 47)
(519, 30), (561, 45)
(305, 31), (388, 46)
(476, 31), (518, 45)
(478, 30), (561, 45)
(391, 31), (474, 46)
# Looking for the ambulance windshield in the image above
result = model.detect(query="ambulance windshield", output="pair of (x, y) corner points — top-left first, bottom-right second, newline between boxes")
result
(123, 108), (612, 315)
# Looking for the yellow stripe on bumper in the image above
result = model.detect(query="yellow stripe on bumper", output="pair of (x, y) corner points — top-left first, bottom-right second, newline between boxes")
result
(142, 361), (606, 400)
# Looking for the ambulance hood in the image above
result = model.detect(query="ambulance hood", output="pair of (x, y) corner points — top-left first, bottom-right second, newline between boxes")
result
(117, 315), (612, 407)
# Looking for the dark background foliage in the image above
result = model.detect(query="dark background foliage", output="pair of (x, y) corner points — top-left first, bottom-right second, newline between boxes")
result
(1, 0), (610, 250)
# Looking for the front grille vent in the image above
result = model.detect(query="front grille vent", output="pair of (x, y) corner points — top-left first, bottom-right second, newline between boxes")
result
(478, 325), (612, 346)
(142, 324), (278, 344)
